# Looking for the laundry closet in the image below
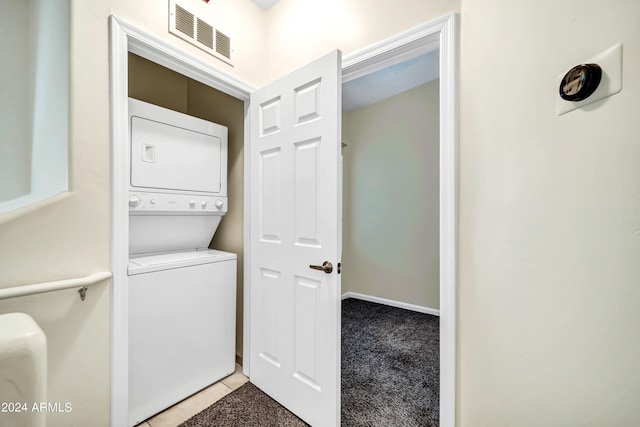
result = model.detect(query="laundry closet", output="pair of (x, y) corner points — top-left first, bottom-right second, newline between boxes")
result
(128, 51), (245, 344)
(126, 53), (246, 425)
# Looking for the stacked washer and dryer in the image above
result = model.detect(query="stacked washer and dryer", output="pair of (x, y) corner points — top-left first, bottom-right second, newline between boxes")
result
(126, 98), (237, 426)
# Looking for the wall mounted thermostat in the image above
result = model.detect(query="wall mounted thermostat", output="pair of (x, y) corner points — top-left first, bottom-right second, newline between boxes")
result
(559, 63), (602, 101)
(556, 43), (623, 116)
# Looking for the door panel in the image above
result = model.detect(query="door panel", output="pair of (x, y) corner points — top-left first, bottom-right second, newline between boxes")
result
(259, 147), (282, 243)
(294, 138), (321, 247)
(249, 50), (342, 427)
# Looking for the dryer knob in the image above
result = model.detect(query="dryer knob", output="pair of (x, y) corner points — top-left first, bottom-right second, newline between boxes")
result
(189, 200), (196, 209)
(215, 200), (224, 209)
(201, 201), (208, 209)
(129, 195), (141, 207)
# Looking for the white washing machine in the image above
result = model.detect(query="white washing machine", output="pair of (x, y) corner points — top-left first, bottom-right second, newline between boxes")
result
(126, 99), (236, 426)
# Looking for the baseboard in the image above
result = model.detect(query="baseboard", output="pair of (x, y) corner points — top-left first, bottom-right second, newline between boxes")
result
(342, 292), (440, 316)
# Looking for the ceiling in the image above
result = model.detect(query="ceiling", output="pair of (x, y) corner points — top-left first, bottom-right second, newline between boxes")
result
(252, 0), (280, 10)
(342, 50), (440, 112)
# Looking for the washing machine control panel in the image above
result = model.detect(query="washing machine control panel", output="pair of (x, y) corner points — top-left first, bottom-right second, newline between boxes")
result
(128, 192), (226, 214)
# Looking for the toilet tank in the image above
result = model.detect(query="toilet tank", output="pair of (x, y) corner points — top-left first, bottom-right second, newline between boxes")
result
(0, 313), (47, 427)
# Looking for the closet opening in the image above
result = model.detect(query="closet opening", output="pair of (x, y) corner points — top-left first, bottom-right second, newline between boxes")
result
(341, 49), (441, 426)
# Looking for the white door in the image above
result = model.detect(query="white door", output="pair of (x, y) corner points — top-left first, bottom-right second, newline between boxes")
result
(249, 50), (342, 426)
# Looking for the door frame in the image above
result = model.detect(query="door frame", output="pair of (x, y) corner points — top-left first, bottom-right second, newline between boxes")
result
(341, 13), (458, 426)
(109, 12), (458, 427)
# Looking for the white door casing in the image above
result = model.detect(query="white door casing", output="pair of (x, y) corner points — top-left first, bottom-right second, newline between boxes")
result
(249, 50), (342, 427)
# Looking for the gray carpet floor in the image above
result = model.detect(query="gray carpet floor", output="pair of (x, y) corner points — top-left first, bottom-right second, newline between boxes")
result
(179, 298), (439, 426)
(341, 298), (439, 426)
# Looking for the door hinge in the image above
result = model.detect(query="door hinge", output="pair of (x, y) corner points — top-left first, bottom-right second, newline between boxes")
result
(337, 262), (341, 274)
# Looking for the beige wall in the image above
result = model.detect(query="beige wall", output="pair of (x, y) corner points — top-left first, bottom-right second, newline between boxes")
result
(343, 80), (439, 309)
(111, 0), (267, 87)
(189, 80), (246, 358)
(3, 0), (638, 425)
(128, 53), (246, 357)
(0, 1), (262, 426)
(264, 0), (460, 83)
(458, 0), (640, 425)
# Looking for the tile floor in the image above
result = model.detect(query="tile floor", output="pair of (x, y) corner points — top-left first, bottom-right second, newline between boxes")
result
(134, 363), (249, 427)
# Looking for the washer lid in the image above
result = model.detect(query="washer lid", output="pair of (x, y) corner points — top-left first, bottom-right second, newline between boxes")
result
(128, 249), (236, 275)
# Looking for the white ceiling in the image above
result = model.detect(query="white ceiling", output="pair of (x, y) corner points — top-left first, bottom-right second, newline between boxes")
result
(252, 0), (280, 10)
(342, 50), (440, 112)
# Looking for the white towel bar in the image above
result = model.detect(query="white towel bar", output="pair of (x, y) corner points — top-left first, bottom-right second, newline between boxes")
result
(0, 272), (112, 301)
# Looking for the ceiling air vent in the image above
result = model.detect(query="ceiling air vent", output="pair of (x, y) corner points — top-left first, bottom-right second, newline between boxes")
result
(169, 0), (233, 66)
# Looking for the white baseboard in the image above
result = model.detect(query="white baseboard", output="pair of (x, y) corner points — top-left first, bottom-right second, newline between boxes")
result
(341, 292), (440, 316)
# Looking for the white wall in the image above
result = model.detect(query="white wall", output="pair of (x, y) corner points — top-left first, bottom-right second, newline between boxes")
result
(458, 0), (640, 425)
(343, 80), (439, 309)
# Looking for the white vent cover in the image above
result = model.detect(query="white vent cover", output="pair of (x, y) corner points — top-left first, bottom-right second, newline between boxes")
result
(169, 0), (232, 65)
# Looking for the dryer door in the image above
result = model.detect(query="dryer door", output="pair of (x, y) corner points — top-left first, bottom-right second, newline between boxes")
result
(130, 116), (222, 194)
(128, 98), (228, 195)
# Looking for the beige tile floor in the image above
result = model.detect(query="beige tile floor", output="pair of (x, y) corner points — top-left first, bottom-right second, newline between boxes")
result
(134, 363), (249, 427)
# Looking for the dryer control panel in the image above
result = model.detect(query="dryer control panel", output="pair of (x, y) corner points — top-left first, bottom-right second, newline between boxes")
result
(128, 192), (227, 214)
